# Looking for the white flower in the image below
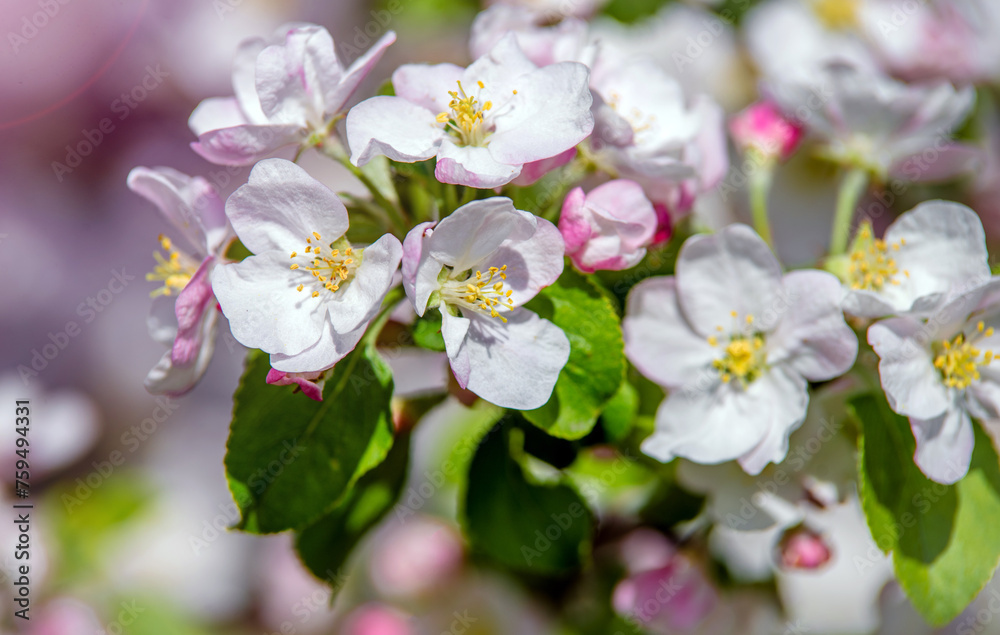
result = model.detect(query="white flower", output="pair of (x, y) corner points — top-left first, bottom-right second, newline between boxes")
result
(837, 200), (990, 318)
(211, 159), (402, 372)
(347, 34), (593, 188)
(189, 24), (395, 165)
(768, 63), (977, 181)
(868, 277), (1000, 484)
(469, 5), (589, 67)
(402, 197), (570, 409)
(623, 225), (858, 473)
(128, 166), (233, 395)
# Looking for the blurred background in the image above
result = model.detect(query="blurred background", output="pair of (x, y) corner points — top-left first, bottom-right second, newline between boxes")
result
(3, 0), (1000, 633)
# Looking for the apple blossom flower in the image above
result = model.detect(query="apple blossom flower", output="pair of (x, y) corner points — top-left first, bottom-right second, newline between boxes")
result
(211, 159), (402, 373)
(623, 224), (858, 474)
(469, 5), (589, 67)
(559, 180), (657, 273)
(868, 277), (1000, 484)
(768, 63), (977, 182)
(729, 101), (803, 162)
(128, 166), (233, 395)
(347, 34), (593, 188)
(836, 200), (990, 318)
(189, 24), (396, 166)
(586, 46), (728, 216)
(402, 197), (570, 409)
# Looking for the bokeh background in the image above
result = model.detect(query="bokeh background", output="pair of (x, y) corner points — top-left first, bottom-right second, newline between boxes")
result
(4, 0), (1000, 633)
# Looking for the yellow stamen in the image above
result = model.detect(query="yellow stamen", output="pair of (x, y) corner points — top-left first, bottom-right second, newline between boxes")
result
(146, 234), (197, 297)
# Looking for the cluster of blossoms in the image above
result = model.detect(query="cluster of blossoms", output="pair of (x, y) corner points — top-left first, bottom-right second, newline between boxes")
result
(126, 0), (1000, 631)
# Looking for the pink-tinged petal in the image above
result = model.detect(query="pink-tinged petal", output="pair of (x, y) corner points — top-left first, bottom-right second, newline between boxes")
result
(231, 36), (268, 123)
(441, 309), (472, 388)
(145, 309), (218, 396)
(212, 252), (327, 356)
(458, 308), (570, 409)
(868, 318), (950, 420)
(769, 270), (858, 381)
(651, 202), (672, 246)
(584, 180), (658, 251)
(188, 96), (251, 136)
(729, 100), (803, 161)
(191, 123), (304, 166)
(675, 224), (784, 338)
(463, 32), (538, 99)
(558, 187), (590, 253)
(435, 142), (520, 188)
(269, 317), (367, 373)
(256, 25), (341, 126)
(469, 5), (588, 67)
(127, 167), (227, 256)
(778, 527), (832, 570)
(172, 257), (216, 366)
(642, 365), (807, 467)
(347, 96), (443, 166)
(343, 604), (414, 635)
(328, 31), (397, 115)
(426, 197), (535, 273)
(737, 367), (810, 474)
(226, 158), (349, 255)
(623, 277), (717, 389)
(910, 406), (974, 485)
(513, 147), (577, 186)
(402, 221), (437, 315)
(392, 62), (466, 114)
(481, 212), (564, 306)
(266, 368), (324, 401)
(327, 234), (402, 334)
(488, 62), (594, 164)
(612, 555), (716, 632)
(690, 95), (729, 190)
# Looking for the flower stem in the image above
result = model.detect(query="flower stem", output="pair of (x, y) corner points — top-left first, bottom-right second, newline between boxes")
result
(748, 161), (775, 246)
(321, 137), (409, 237)
(829, 168), (869, 256)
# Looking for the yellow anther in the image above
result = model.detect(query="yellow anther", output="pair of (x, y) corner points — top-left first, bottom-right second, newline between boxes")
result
(847, 221), (903, 291)
(147, 234), (197, 297)
(312, 232), (321, 240)
(812, 0), (860, 30)
(290, 231), (359, 298)
(708, 336), (718, 347)
(290, 263), (300, 270)
(440, 264), (516, 322)
(934, 330), (994, 390)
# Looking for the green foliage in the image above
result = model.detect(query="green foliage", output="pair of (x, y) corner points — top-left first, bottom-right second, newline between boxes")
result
(601, 380), (639, 443)
(224, 346), (395, 533)
(464, 424), (593, 576)
(853, 393), (1000, 625)
(411, 310), (447, 352)
(295, 434), (411, 586)
(523, 269), (626, 440)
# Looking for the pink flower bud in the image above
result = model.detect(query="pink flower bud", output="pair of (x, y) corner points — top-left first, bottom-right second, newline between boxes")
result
(343, 603), (413, 635)
(729, 101), (803, 161)
(559, 180), (658, 273)
(370, 517), (464, 598)
(265, 369), (326, 401)
(777, 526), (832, 570)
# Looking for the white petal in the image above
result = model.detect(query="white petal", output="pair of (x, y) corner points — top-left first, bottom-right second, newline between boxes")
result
(737, 369), (809, 474)
(347, 96), (443, 166)
(458, 308), (570, 409)
(463, 32), (538, 98)
(231, 36), (268, 124)
(191, 123), (303, 166)
(327, 234), (403, 334)
(769, 270), (858, 381)
(127, 167), (227, 256)
(144, 309), (218, 396)
(269, 318), (367, 373)
(434, 142), (520, 188)
(426, 197), (535, 273)
(256, 25), (340, 126)
(441, 309), (472, 387)
(488, 62), (594, 164)
(402, 222), (440, 316)
(868, 318), (950, 419)
(642, 367), (806, 466)
(211, 252), (327, 356)
(480, 212), (564, 306)
(147, 295), (178, 346)
(676, 224), (784, 337)
(910, 406), (974, 485)
(188, 97), (251, 136)
(326, 31), (396, 116)
(226, 158), (349, 255)
(623, 277), (717, 389)
(391, 62), (465, 113)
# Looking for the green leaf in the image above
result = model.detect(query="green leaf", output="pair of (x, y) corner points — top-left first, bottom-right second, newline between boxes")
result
(295, 434), (411, 586)
(224, 345), (395, 533)
(523, 269), (626, 439)
(411, 310), (446, 352)
(600, 380), (639, 443)
(463, 424), (593, 575)
(853, 393), (1000, 625)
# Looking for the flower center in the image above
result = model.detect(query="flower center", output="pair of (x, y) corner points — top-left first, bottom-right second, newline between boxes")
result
(147, 234), (198, 297)
(437, 80), (495, 147)
(934, 322), (995, 390)
(439, 265), (515, 322)
(606, 90), (656, 143)
(848, 223), (908, 291)
(708, 312), (768, 386)
(812, 0), (859, 29)
(289, 232), (358, 298)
